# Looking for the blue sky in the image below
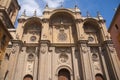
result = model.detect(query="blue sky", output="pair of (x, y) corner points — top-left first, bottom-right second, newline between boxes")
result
(18, 0), (120, 28)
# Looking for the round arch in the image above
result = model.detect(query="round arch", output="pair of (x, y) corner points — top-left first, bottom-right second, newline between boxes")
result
(23, 74), (33, 80)
(56, 65), (72, 76)
(95, 73), (104, 80)
(83, 18), (104, 43)
(58, 68), (71, 80)
(49, 9), (75, 20)
(83, 18), (101, 29)
(23, 17), (42, 28)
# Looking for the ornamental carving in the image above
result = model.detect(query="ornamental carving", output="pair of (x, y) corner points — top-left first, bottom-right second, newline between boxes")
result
(30, 36), (36, 41)
(94, 62), (101, 71)
(92, 54), (98, 61)
(59, 53), (68, 63)
(27, 54), (35, 61)
(58, 32), (67, 41)
(88, 36), (94, 42)
(57, 29), (67, 41)
(26, 47), (36, 53)
(40, 44), (47, 54)
(81, 44), (87, 53)
(108, 44), (114, 53)
(55, 47), (71, 53)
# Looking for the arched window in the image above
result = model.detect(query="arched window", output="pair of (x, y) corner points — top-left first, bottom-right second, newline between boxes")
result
(95, 74), (104, 80)
(23, 74), (33, 80)
(58, 69), (71, 80)
(83, 20), (103, 44)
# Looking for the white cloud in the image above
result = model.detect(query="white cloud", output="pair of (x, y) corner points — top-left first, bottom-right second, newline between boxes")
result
(17, 0), (65, 17)
(43, 0), (65, 8)
(18, 0), (42, 16)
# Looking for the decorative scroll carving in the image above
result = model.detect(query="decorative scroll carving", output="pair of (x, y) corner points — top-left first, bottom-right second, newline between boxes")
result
(40, 44), (47, 54)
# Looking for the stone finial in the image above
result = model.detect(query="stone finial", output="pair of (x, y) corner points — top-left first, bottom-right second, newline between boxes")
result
(87, 11), (90, 18)
(45, 3), (49, 8)
(97, 11), (103, 20)
(21, 9), (26, 16)
(33, 10), (37, 16)
(75, 5), (78, 8)
(60, 1), (63, 8)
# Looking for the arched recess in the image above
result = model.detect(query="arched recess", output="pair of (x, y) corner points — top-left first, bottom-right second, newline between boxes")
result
(23, 74), (33, 80)
(83, 18), (103, 44)
(22, 17), (42, 43)
(58, 69), (71, 80)
(49, 11), (78, 43)
(95, 74), (104, 80)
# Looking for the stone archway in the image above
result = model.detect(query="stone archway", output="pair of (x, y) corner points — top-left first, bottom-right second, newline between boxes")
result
(58, 69), (71, 80)
(95, 74), (104, 80)
(23, 74), (33, 80)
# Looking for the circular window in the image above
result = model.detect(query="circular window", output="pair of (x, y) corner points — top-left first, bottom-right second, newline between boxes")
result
(58, 32), (67, 41)
(88, 36), (94, 42)
(30, 36), (36, 41)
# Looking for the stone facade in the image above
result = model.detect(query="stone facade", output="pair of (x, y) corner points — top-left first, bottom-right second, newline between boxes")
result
(0, 5), (120, 80)
(108, 4), (120, 60)
(0, 0), (20, 66)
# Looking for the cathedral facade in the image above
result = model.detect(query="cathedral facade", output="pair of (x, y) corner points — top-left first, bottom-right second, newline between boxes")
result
(0, 3), (120, 80)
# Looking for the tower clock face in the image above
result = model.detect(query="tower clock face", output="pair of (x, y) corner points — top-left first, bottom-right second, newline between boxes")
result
(30, 36), (36, 41)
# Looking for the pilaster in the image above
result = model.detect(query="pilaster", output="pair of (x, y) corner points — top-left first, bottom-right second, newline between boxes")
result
(102, 40), (120, 80)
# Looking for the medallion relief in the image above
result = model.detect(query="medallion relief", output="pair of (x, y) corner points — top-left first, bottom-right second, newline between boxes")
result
(59, 53), (69, 63)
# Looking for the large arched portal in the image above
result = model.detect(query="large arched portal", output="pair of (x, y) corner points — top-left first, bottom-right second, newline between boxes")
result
(50, 12), (77, 43)
(58, 69), (71, 80)
(22, 18), (42, 43)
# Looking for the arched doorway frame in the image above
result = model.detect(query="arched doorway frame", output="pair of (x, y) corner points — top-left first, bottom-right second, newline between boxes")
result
(56, 65), (73, 80)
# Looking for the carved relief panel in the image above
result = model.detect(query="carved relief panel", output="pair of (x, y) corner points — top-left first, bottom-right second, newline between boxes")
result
(25, 46), (37, 75)
(55, 47), (71, 64)
(90, 47), (102, 74)
(50, 13), (77, 43)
